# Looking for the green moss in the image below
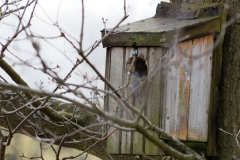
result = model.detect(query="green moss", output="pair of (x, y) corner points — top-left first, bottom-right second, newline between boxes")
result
(0, 59), (28, 87)
(102, 19), (220, 48)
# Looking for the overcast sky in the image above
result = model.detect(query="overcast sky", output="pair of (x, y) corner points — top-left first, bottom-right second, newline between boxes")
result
(0, 0), (167, 98)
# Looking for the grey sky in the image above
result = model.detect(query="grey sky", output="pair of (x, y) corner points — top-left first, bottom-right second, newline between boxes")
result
(0, 0), (165, 99)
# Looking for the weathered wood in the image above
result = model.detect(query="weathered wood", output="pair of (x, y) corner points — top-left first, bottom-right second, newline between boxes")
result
(110, 155), (167, 160)
(207, 4), (227, 156)
(106, 35), (217, 155)
(121, 47), (132, 154)
(162, 48), (178, 139)
(106, 47), (124, 154)
(132, 47), (148, 154)
(104, 47), (111, 120)
(160, 48), (168, 140)
(105, 16), (219, 34)
(145, 47), (163, 155)
(164, 40), (191, 140)
(102, 18), (220, 48)
(188, 35), (213, 142)
(165, 140), (207, 155)
(103, 2), (224, 156)
(207, 43), (219, 156)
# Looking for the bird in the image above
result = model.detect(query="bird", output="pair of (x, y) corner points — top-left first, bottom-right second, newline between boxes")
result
(127, 49), (148, 103)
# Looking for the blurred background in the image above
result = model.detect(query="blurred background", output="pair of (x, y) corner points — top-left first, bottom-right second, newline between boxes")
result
(0, 0), (160, 91)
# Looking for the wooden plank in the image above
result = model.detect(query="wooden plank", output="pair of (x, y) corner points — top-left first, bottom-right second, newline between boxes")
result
(106, 47), (124, 154)
(207, 6), (227, 156)
(103, 16), (219, 35)
(160, 48), (169, 138)
(188, 35), (213, 142)
(104, 48), (111, 134)
(102, 18), (220, 48)
(164, 48), (178, 138)
(164, 40), (192, 140)
(132, 47), (148, 154)
(166, 140), (207, 150)
(145, 47), (163, 155)
(110, 155), (164, 160)
(121, 47), (132, 154)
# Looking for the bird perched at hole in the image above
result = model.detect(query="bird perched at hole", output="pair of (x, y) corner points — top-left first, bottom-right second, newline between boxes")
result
(126, 49), (148, 103)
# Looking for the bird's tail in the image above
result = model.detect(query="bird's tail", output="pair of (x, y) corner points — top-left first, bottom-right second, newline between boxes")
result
(131, 72), (141, 103)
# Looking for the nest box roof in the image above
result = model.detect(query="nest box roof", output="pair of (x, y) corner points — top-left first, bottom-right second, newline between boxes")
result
(101, 2), (222, 48)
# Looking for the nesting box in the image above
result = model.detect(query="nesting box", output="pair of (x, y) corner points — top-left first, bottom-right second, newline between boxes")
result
(102, 2), (226, 157)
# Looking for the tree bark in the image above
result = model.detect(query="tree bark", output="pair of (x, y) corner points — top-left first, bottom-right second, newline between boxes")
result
(218, 1), (240, 160)
(0, 130), (7, 160)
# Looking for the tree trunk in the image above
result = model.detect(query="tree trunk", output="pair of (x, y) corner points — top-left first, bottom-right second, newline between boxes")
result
(0, 131), (7, 160)
(218, 1), (240, 160)
(169, 0), (240, 159)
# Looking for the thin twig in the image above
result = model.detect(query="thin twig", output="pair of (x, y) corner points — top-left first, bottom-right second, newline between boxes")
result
(79, 0), (84, 52)
(56, 134), (67, 160)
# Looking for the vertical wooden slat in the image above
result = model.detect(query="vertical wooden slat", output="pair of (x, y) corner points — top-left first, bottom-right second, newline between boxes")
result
(132, 47), (148, 154)
(164, 41), (192, 140)
(160, 48), (169, 138)
(207, 7), (227, 156)
(104, 48), (111, 134)
(104, 48), (112, 111)
(107, 47), (124, 154)
(188, 35), (213, 142)
(145, 47), (163, 155)
(121, 47), (132, 154)
(106, 35), (214, 155)
(164, 48), (178, 137)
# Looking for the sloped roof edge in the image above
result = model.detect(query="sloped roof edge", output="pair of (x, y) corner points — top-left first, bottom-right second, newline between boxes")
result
(101, 2), (221, 47)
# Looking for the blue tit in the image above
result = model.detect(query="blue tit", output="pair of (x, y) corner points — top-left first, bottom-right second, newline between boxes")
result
(132, 48), (138, 56)
(131, 70), (141, 103)
(130, 53), (148, 103)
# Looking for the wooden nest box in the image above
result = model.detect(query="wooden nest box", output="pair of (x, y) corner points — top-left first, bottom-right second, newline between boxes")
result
(101, 2), (226, 157)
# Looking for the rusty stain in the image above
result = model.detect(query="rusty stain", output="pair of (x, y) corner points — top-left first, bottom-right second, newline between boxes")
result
(169, 60), (180, 69)
(179, 41), (191, 50)
(169, 65), (190, 141)
(177, 66), (190, 140)
(187, 35), (213, 142)
(107, 35), (214, 153)
(169, 61), (176, 66)
(179, 66), (186, 81)
(188, 58), (192, 67)
(164, 35), (213, 142)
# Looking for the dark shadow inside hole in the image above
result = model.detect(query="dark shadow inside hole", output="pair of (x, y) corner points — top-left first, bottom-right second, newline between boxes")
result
(133, 57), (148, 78)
